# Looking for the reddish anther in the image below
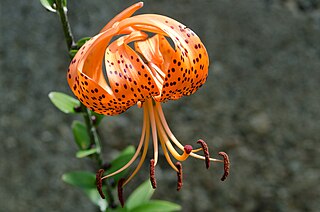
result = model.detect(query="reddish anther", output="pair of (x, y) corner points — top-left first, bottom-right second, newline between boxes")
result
(176, 162), (183, 191)
(184, 145), (193, 154)
(218, 152), (230, 181)
(150, 159), (157, 189)
(117, 178), (126, 207)
(197, 139), (210, 169)
(96, 169), (105, 199)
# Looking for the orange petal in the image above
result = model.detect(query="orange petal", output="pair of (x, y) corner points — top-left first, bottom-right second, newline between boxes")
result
(135, 34), (164, 68)
(99, 2), (144, 33)
(104, 34), (160, 106)
(118, 14), (209, 102)
(68, 26), (130, 115)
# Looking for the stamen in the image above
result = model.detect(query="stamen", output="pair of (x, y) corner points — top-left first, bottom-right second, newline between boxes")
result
(150, 159), (157, 189)
(154, 107), (192, 161)
(218, 152), (230, 181)
(117, 178), (125, 207)
(96, 169), (105, 199)
(155, 102), (223, 163)
(197, 139), (210, 169)
(175, 162), (183, 191)
(158, 131), (179, 172)
(101, 106), (149, 180)
(147, 99), (159, 165)
(191, 147), (203, 153)
(123, 125), (150, 186)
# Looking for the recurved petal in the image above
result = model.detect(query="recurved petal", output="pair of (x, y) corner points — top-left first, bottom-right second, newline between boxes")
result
(67, 26), (130, 115)
(99, 2), (144, 33)
(118, 14), (209, 102)
(104, 33), (160, 106)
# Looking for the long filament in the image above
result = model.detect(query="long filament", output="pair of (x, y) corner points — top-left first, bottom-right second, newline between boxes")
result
(147, 99), (159, 165)
(101, 105), (148, 180)
(154, 108), (191, 162)
(155, 101), (223, 163)
(123, 108), (150, 186)
(158, 133), (179, 172)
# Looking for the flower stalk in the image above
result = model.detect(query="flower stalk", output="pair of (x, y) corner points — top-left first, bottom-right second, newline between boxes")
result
(55, 0), (75, 50)
(54, 0), (115, 208)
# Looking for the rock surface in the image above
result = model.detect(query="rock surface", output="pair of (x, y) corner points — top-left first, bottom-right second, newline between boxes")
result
(1, 0), (319, 211)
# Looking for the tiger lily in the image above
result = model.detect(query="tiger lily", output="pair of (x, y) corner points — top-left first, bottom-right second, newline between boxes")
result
(67, 2), (229, 205)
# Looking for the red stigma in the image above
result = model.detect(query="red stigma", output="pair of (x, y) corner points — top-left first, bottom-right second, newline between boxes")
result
(184, 145), (193, 154)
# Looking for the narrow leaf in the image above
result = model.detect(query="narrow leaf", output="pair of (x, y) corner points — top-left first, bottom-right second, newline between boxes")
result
(72, 120), (90, 149)
(83, 188), (108, 212)
(40, 0), (56, 12)
(48, 92), (80, 114)
(76, 148), (98, 158)
(62, 171), (96, 189)
(130, 200), (181, 212)
(76, 37), (91, 48)
(125, 181), (155, 210)
(69, 49), (78, 58)
(62, 0), (67, 7)
(106, 146), (135, 182)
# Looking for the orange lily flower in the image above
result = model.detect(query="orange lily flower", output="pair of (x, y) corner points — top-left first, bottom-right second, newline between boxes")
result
(67, 2), (229, 204)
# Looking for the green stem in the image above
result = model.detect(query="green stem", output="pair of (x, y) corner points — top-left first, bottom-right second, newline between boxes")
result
(55, 0), (76, 50)
(54, 0), (116, 209)
(81, 104), (103, 166)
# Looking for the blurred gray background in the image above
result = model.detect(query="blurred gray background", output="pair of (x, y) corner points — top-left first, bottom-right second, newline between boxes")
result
(1, 0), (320, 211)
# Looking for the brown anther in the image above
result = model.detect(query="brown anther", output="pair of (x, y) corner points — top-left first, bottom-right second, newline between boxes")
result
(218, 152), (230, 181)
(150, 159), (157, 189)
(117, 178), (125, 207)
(175, 162), (183, 191)
(197, 139), (210, 169)
(96, 169), (105, 199)
(184, 145), (193, 154)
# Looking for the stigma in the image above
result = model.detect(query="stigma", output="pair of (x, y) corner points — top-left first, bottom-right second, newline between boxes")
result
(96, 98), (230, 204)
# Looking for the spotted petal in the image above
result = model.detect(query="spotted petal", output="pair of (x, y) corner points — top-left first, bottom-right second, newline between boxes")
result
(118, 14), (209, 102)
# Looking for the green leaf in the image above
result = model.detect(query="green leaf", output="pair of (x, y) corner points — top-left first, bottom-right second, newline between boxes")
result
(76, 37), (91, 49)
(83, 188), (108, 212)
(130, 200), (181, 212)
(69, 49), (78, 58)
(40, 0), (56, 12)
(106, 146), (135, 182)
(49, 92), (80, 114)
(106, 207), (127, 212)
(72, 121), (90, 149)
(76, 148), (98, 158)
(62, 171), (96, 189)
(125, 181), (154, 210)
(62, 0), (67, 7)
